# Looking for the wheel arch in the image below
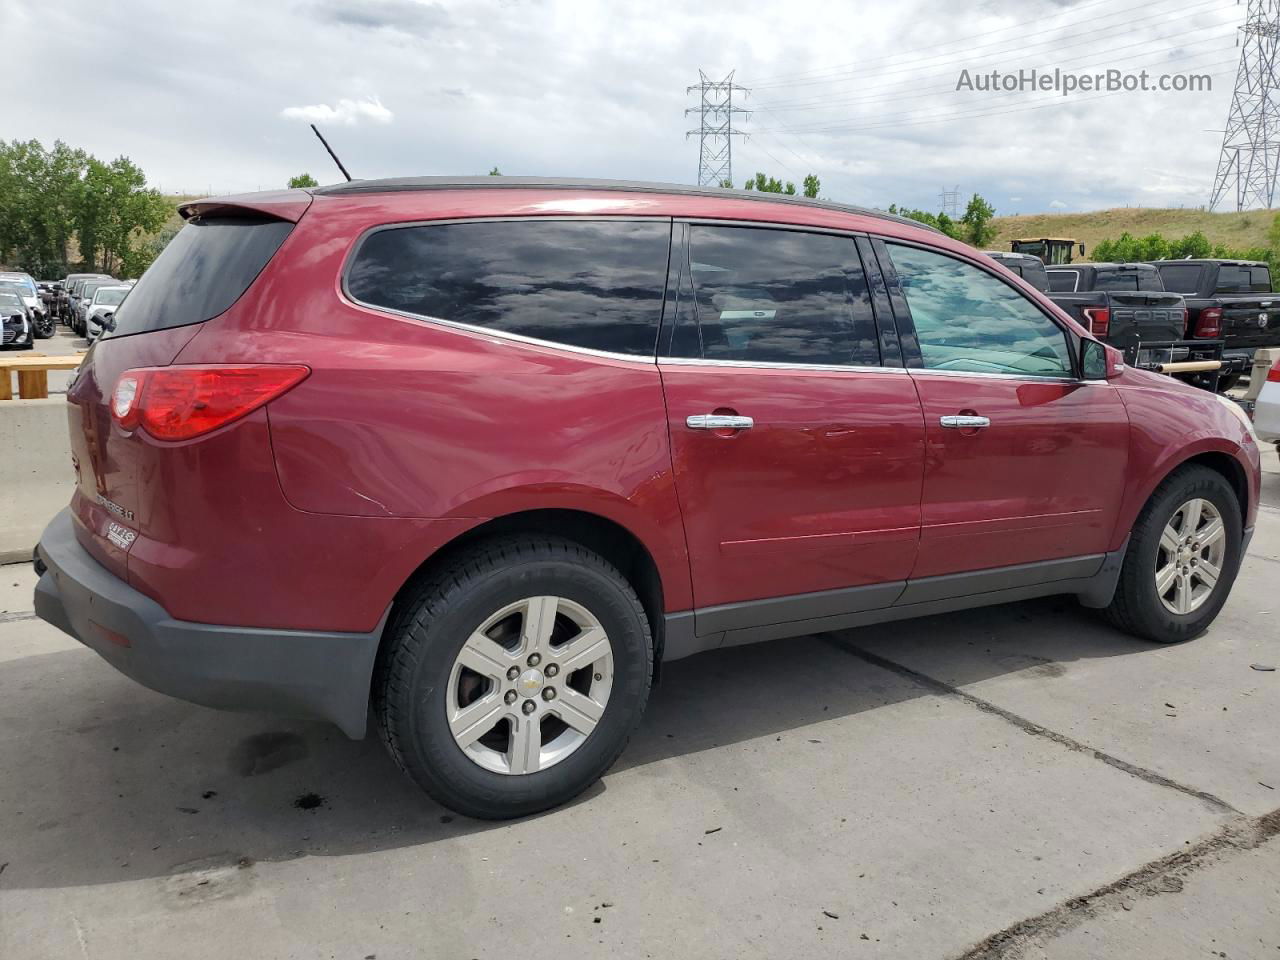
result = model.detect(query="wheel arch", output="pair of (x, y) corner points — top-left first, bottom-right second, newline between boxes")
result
(1117, 441), (1254, 548)
(381, 507), (679, 675)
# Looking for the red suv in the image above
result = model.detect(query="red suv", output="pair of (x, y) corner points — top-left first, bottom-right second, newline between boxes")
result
(34, 178), (1261, 818)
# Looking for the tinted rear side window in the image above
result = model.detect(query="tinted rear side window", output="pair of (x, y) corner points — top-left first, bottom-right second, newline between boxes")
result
(108, 216), (293, 338)
(669, 225), (880, 367)
(1093, 271), (1141, 291)
(1019, 261), (1050, 292)
(1156, 263), (1203, 294)
(347, 220), (670, 356)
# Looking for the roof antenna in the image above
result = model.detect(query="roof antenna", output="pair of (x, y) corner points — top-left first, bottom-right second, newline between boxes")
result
(310, 123), (353, 182)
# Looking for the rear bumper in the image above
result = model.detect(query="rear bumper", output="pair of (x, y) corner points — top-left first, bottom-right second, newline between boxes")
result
(33, 508), (387, 738)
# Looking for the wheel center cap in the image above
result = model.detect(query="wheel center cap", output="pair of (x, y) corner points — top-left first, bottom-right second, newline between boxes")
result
(517, 668), (544, 696)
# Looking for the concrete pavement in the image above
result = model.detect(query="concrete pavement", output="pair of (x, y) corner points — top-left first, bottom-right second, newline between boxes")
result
(0, 453), (1276, 959)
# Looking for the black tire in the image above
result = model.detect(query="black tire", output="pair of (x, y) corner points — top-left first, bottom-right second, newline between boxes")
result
(33, 314), (55, 339)
(374, 537), (653, 819)
(1104, 465), (1243, 643)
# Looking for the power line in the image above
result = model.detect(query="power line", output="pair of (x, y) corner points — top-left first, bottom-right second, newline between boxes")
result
(755, 29), (1235, 117)
(686, 70), (751, 187)
(756, 16), (1233, 112)
(754, 0), (1229, 95)
(1210, 0), (1280, 210)
(750, 53), (1240, 137)
(752, 48), (1238, 136)
(751, 0), (1220, 89)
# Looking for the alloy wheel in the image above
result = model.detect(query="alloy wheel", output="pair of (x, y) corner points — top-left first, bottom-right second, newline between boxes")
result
(1155, 498), (1227, 616)
(446, 595), (614, 775)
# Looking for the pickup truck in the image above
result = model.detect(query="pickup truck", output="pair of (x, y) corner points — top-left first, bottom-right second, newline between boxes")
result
(1044, 262), (1186, 351)
(1147, 259), (1280, 390)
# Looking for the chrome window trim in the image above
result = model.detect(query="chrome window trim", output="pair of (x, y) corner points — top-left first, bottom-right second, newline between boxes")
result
(338, 215), (672, 365)
(658, 356), (907, 375)
(908, 367), (1081, 384)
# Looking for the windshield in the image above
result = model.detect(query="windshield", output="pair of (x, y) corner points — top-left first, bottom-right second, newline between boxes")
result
(0, 293), (23, 310)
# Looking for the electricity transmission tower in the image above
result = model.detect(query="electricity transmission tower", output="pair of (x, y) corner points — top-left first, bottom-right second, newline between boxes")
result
(1210, 0), (1280, 211)
(940, 185), (961, 216)
(686, 70), (750, 187)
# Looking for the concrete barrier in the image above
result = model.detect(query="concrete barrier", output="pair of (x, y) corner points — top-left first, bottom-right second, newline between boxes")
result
(0, 398), (74, 565)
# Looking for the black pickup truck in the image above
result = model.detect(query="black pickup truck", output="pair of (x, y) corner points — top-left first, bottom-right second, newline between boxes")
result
(1044, 262), (1186, 351)
(1146, 259), (1280, 389)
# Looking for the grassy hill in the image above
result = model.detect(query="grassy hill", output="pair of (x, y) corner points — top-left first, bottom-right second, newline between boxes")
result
(991, 207), (1276, 260)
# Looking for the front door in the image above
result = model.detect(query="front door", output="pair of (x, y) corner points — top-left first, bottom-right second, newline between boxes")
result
(877, 241), (1130, 582)
(660, 223), (926, 633)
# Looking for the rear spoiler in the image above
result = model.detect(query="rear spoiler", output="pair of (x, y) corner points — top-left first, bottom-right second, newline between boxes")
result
(178, 189), (313, 223)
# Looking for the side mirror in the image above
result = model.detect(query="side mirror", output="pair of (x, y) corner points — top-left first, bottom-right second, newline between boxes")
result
(1081, 339), (1124, 380)
(102, 312), (116, 332)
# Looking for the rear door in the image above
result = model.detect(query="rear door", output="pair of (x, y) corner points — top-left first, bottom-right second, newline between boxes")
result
(876, 240), (1130, 584)
(659, 223), (925, 637)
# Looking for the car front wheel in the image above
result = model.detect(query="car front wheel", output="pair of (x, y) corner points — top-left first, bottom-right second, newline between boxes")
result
(374, 537), (653, 819)
(1104, 464), (1243, 643)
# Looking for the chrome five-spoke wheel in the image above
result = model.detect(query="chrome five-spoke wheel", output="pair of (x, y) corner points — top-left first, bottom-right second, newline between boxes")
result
(447, 595), (614, 775)
(1156, 497), (1227, 616)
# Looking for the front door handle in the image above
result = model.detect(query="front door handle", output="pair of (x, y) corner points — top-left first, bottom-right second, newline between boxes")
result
(687, 414), (754, 430)
(940, 415), (991, 429)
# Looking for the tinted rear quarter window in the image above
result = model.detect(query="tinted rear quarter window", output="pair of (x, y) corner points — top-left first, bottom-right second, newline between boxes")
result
(1093, 271), (1141, 292)
(107, 216), (294, 338)
(347, 219), (670, 356)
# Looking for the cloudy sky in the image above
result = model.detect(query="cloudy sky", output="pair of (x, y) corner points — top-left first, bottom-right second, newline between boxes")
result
(6, 0), (1247, 214)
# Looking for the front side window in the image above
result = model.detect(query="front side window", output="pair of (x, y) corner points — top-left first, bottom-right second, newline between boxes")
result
(346, 219), (670, 356)
(887, 243), (1073, 378)
(670, 225), (880, 367)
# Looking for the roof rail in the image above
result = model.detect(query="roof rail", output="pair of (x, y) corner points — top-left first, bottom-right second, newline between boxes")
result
(310, 176), (942, 234)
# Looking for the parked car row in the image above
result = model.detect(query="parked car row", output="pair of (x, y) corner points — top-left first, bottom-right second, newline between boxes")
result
(0, 271), (55, 349)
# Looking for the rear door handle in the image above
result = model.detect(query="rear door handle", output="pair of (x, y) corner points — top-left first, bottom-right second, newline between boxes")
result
(687, 414), (754, 430)
(940, 415), (991, 429)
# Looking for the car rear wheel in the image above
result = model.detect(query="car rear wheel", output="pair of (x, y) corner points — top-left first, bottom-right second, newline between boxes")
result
(33, 314), (55, 339)
(1104, 464), (1243, 643)
(374, 537), (653, 819)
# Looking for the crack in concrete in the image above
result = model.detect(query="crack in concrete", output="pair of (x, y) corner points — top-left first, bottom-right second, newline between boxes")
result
(0, 611), (37, 625)
(952, 808), (1280, 959)
(827, 638), (1241, 816)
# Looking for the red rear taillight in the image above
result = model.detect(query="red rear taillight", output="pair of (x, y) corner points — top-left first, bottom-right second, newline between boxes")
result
(1269, 357), (1280, 383)
(1081, 306), (1110, 339)
(1193, 307), (1223, 339)
(112, 365), (310, 441)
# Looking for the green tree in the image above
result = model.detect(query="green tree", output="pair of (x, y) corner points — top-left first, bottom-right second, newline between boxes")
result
(959, 193), (997, 247)
(488, 166), (502, 176)
(802, 174), (820, 199)
(288, 173), (319, 188)
(719, 178), (733, 188)
(743, 171), (806, 195)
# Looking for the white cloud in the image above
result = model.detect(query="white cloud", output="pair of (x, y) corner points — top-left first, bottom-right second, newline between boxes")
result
(1009, 197), (1023, 203)
(281, 97), (393, 126)
(1049, 200), (1069, 209)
